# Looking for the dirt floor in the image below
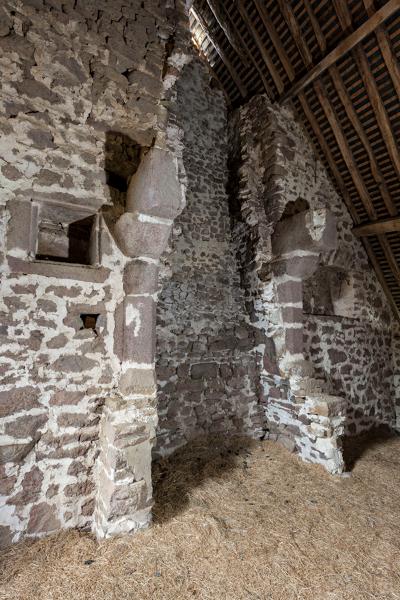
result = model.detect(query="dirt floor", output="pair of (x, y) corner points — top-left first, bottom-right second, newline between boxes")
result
(1, 432), (400, 600)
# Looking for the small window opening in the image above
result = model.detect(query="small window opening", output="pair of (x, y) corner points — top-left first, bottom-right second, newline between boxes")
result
(35, 214), (98, 266)
(80, 313), (99, 332)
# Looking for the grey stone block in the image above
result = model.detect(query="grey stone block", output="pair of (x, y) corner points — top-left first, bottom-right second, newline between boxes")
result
(113, 212), (171, 259)
(124, 260), (159, 295)
(126, 148), (183, 220)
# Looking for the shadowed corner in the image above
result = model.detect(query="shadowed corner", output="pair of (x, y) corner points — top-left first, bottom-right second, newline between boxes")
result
(152, 435), (257, 524)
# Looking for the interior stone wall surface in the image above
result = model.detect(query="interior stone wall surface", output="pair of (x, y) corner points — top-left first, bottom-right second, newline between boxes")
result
(0, 0), (186, 547)
(230, 94), (396, 458)
(155, 59), (264, 458)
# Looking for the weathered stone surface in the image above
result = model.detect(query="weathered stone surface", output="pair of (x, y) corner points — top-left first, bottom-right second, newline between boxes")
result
(0, 387), (40, 418)
(113, 212), (171, 259)
(27, 503), (61, 534)
(123, 260), (159, 296)
(49, 391), (85, 406)
(123, 296), (156, 364)
(5, 414), (47, 439)
(0, 441), (36, 465)
(119, 368), (156, 396)
(272, 209), (337, 257)
(191, 362), (219, 379)
(126, 148), (183, 219)
(51, 355), (98, 373)
(0, 526), (13, 550)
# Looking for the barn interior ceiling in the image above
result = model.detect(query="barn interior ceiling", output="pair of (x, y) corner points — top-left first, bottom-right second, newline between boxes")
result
(189, 0), (400, 318)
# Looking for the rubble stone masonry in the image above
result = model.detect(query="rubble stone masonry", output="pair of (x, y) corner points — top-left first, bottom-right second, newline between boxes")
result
(0, 0), (190, 547)
(0, 0), (399, 550)
(230, 95), (397, 472)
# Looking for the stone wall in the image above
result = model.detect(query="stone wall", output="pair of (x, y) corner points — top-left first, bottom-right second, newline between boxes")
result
(0, 0), (190, 547)
(155, 58), (264, 457)
(230, 94), (397, 471)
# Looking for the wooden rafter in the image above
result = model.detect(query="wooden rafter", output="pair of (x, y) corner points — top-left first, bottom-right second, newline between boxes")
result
(190, 6), (248, 98)
(224, 4), (272, 97)
(190, 0), (400, 318)
(280, 0), (400, 102)
(237, 0), (284, 95)
(303, 0), (326, 53)
(353, 217), (400, 237)
(353, 44), (400, 179)
(314, 79), (377, 219)
(253, 0), (295, 82)
(205, 0), (250, 67)
(363, 0), (400, 98)
(328, 64), (397, 217)
(277, 0), (313, 67)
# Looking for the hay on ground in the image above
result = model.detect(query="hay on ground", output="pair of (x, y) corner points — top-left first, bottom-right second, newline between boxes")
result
(1, 432), (400, 600)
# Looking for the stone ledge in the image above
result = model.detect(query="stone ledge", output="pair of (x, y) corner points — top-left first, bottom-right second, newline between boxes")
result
(7, 257), (110, 283)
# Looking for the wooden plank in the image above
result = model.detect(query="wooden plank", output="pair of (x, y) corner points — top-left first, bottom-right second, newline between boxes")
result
(313, 79), (377, 220)
(329, 63), (398, 217)
(205, 0), (250, 67)
(254, 0), (296, 80)
(224, 4), (272, 97)
(277, 0), (313, 66)
(191, 6), (248, 98)
(280, 0), (400, 102)
(353, 216), (400, 236)
(332, 0), (353, 31)
(237, 0), (284, 95)
(353, 44), (400, 179)
(363, 0), (400, 99)
(306, 4), (395, 216)
(303, 0), (326, 53)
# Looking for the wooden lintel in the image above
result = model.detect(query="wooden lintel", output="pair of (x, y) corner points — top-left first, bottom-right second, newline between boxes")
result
(353, 217), (400, 237)
(191, 6), (248, 98)
(280, 0), (400, 102)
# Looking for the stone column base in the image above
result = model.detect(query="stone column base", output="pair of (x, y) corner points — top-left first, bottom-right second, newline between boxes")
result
(266, 391), (346, 474)
(92, 397), (157, 539)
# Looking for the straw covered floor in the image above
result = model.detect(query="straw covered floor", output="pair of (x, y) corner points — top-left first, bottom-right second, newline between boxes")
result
(1, 432), (400, 600)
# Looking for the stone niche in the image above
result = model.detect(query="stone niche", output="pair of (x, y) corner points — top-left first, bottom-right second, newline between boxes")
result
(303, 267), (356, 318)
(35, 203), (100, 266)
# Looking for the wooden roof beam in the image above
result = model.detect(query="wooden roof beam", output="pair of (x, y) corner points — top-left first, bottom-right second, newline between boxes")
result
(363, 0), (400, 100)
(253, 0), (296, 81)
(223, 4), (272, 97)
(280, 0), (400, 102)
(353, 216), (400, 236)
(205, 0), (250, 67)
(237, 0), (284, 95)
(298, 93), (400, 320)
(328, 64), (398, 217)
(304, 6), (396, 216)
(313, 79), (377, 220)
(277, 0), (313, 67)
(190, 6), (248, 98)
(303, 0), (326, 53)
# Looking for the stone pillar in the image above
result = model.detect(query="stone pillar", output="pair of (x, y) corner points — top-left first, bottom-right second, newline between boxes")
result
(265, 208), (346, 474)
(93, 147), (185, 538)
